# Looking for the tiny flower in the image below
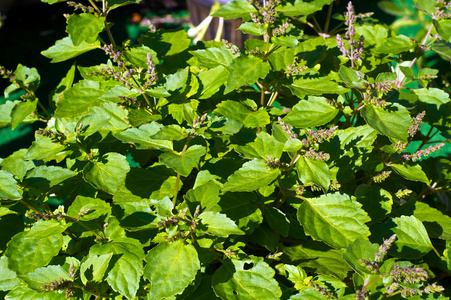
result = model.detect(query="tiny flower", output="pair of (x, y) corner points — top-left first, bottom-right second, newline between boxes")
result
(408, 111), (426, 137)
(395, 189), (412, 198)
(372, 170), (391, 183)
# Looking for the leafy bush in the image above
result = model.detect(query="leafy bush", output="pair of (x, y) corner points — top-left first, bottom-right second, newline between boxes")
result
(0, 0), (450, 299)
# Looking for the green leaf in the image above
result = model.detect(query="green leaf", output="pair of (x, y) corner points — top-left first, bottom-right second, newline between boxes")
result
(283, 245), (350, 279)
(214, 100), (270, 128)
(235, 132), (284, 160)
(14, 64), (40, 88)
(10, 99), (38, 130)
(268, 46), (296, 71)
(212, 257), (282, 300)
(123, 45), (159, 68)
(339, 66), (368, 89)
(1, 149), (35, 181)
(272, 35), (299, 48)
(239, 22), (268, 36)
(262, 206), (290, 237)
(295, 156), (330, 190)
(89, 102), (130, 133)
(41, 36), (100, 63)
(18, 265), (71, 292)
(75, 114), (111, 137)
(89, 238), (144, 299)
(355, 24), (389, 46)
(24, 136), (66, 161)
(211, 1), (257, 19)
(284, 96), (339, 128)
(432, 40), (451, 61)
(290, 289), (330, 299)
(225, 56), (271, 93)
(83, 152), (130, 194)
(191, 48), (234, 68)
(6, 232), (63, 275)
(160, 145), (206, 177)
(0, 170), (21, 200)
(199, 211), (244, 237)
(80, 253), (113, 284)
(55, 80), (108, 119)
(50, 62), (76, 105)
(115, 123), (173, 150)
(40, 0), (66, 3)
(277, 0), (334, 16)
(411, 202), (451, 240)
(5, 285), (66, 300)
(337, 125), (377, 149)
(144, 240), (200, 300)
(67, 195), (111, 221)
(288, 77), (349, 98)
(138, 29), (190, 58)
(168, 101), (198, 124)
(27, 220), (69, 239)
(223, 159), (281, 192)
(0, 256), (19, 291)
(391, 215), (434, 259)
(107, 0), (142, 10)
(355, 184), (392, 224)
(0, 100), (15, 126)
(66, 13), (105, 46)
(185, 181), (221, 212)
(198, 66), (229, 99)
(413, 0), (437, 16)
(297, 192), (371, 249)
(23, 166), (76, 188)
(414, 88), (451, 108)
(342, 238), (379, 277)
(113, 186), (155, 229)
(374, 35), (416, 54)
(391, 163), (429, 184)
(151, 124), (188, 141)
(361, 103), (411, 142)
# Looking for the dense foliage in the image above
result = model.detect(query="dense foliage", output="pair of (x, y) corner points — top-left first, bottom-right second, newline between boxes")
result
(0, 0), (450, 299)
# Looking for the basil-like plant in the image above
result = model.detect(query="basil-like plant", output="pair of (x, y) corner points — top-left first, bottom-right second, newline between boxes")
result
(0, 0), (450, 299)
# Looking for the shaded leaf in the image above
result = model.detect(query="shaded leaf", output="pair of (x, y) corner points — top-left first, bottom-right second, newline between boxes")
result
(23, 166), (76, 189)
(160, 145), (206, 177)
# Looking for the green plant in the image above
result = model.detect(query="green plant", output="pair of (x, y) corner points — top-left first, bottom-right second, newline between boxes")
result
(0, 0), (450, 299)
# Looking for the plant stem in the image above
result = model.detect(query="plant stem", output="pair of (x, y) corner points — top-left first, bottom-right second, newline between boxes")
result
(324, 3), (333, 34)
(172, 137), (193, 205)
